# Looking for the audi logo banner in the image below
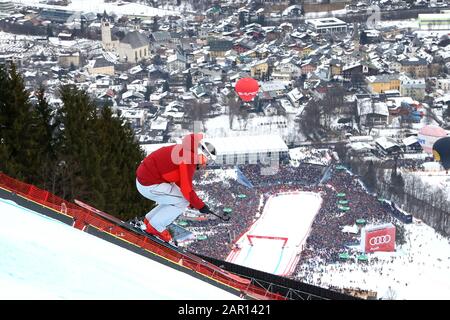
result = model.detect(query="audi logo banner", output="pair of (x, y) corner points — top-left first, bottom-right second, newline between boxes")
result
(362, 224), (396, 253)
(369, 235), (391, 246)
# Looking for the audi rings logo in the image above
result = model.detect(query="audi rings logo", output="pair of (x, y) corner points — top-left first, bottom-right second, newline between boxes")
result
(369, 235), (391, 245)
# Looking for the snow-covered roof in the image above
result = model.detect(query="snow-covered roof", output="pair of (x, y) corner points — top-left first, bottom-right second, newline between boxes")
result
(348, 135), (374, 143)
(205, 135), (288, 156)
(287, 88), (303, 103)
(402, 136), (419, 146)
(357, 99), (389, 116)
(349, 142), (375, 152)
(375, 137), (399, 150)
(119, 108), (145, 119)
(128, 65), (143, 75)
(260, 81), (287, 92)
(150, 118), (168, 131)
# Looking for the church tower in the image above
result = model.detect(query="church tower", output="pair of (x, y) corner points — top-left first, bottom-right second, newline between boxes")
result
(101, 18), (112, 50)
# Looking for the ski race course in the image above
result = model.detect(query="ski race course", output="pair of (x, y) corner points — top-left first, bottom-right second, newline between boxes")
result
(227, 192), (322, 276)
(0, 197), (240, 300)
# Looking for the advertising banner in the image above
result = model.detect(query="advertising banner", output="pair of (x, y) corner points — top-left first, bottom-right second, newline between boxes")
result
(362, 224), (396, 253)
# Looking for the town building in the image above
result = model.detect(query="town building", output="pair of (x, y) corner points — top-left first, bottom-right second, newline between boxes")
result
(366, 74), (401, 94)
(249, 59), (269, 79)
(101, 20), (150, 63)
(400, 78), (426, 100)
(399, 57), (429, 78)
(58, 52), (80, 69)
(305, 17), (347, 34)
(418, 13), (450, 30)
(207, 38), (233, 58)
(436, 79), (450, 92)
(167, 52), (187, 73)
(203, 135), (289, 166)
(0, 0), (14, 16)
(89, 58), (115, 76)
(357, 98), (389, 126)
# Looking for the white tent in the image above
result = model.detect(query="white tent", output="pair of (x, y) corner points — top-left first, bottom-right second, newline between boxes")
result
(205, 135), (288, 165)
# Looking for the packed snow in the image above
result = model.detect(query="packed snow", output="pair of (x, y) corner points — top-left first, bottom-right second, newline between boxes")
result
(12, 0), (178, 17)
(227, 192), (322, 276)
(404, 169), (450, 201)
(296, 220), (450, 300)
(0, 197), (240, 299)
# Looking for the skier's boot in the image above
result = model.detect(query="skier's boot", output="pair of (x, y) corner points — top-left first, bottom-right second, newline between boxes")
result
(143, 219), (172, 243)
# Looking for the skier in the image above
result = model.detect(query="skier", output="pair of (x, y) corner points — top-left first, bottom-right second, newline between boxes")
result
(136, 133), (216, 242)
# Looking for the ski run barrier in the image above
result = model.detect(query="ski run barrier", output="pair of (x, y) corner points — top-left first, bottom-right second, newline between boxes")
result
(0, 172), (355, 300)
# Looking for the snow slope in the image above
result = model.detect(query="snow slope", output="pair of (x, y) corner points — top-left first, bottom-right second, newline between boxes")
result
(12, 0), (178, 17)
(227, 192), (322, 276)
(0, 198), (240, 300)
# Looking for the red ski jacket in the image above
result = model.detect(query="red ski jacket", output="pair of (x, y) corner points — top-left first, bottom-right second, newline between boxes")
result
(136, 133), (205, 210)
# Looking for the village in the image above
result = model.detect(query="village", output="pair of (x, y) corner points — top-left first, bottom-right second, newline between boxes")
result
(0, 0), (448, 153)
(1, 0), (450, 300)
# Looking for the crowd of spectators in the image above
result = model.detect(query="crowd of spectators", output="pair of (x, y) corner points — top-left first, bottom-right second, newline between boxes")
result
(187, 178), (262, 259)
(184, 163), (400, 274)
(296, 170), (397, 266)
(240, 163), (325, 187)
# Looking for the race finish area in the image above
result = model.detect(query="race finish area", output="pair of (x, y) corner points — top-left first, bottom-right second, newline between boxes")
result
(227, 192), (322, 276)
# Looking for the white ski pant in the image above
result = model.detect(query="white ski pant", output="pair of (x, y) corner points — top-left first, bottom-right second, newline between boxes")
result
(136, 179), (189, 232)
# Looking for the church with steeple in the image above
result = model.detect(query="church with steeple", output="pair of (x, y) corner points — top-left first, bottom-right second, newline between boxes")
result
(101, 18), (150, 64)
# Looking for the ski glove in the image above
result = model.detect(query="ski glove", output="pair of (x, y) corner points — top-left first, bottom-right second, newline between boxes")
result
(199, 204), (213, 215)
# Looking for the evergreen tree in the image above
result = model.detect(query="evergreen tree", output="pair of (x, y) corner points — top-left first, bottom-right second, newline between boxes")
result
(34, 86), (58, 190)
(162, 81), (170, 92)
(152, 54), (163, 65)
(56, 85), (100, 201)
(144, 85), (154, 101)
(257, 14), (265, 26)
(390, 170), (405, 197)
(185, 72), (193, 91)
(363, 161), (377, 192)
(444, 106), (450, 120)
(0, 65), (11, 174)
(0, 63), (45, 183)
(0, 70), (151, 220)
(360, 30), (368, 45)
(151, 16), (159, 32)
(95, 106), (149, 219)
(46, 24), (54, 38)
(239, 12), (246, 28)
(57, 86), (149, 219)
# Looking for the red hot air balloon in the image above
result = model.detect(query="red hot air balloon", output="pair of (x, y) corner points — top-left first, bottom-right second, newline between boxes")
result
(235, 77), (259, 102)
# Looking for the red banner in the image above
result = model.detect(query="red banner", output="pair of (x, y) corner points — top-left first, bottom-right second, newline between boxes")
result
(364, 226), (396, 253)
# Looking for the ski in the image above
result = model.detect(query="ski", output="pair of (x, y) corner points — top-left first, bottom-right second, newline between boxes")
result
(74, 199), (180, 249)
(74, 199), (250, 285)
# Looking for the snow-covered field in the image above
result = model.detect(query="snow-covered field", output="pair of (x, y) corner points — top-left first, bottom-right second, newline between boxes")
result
(304, 9), (347, 19)
(379, 19), (419, 30)
(227, 192), (322, 276)
(12, 0), (178, 17)
(405, 169), (450, 201)
(296, 220), (450, 300)
(0, 197), (239, 299)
